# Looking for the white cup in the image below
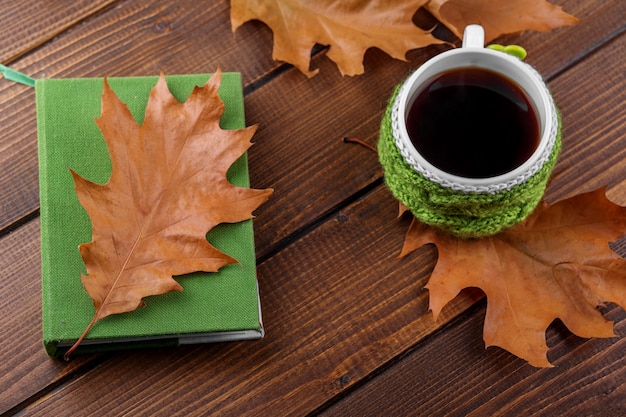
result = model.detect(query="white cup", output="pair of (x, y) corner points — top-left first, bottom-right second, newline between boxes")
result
(391, 25), (559, 194)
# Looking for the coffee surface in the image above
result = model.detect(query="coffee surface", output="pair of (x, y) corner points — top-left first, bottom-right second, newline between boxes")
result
(406, 68), (540, 178)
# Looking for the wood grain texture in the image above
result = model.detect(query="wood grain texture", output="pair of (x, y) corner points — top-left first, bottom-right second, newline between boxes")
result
(546, 32), (626, 204)
(0, 0), (624, 415)
(14, 186), (481, 416)
(0, 220), (98, 414)
(320, 304), (626, 416)
(515, 0), (626, 79)
(0, 0), (116, 63)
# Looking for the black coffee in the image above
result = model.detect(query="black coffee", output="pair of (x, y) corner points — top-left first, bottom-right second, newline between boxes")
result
(406, 68), (540, 178)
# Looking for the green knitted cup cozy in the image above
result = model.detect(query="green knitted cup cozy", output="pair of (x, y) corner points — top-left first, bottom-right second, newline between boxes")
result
(378, 84), (561, 239)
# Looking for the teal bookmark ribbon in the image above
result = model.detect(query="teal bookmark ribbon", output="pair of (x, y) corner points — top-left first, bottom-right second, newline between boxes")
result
(0, 64), (35, 87)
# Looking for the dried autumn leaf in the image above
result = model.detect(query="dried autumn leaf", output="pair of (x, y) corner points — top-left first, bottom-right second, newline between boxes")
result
(230, 0), (444, 77)
(66, 71), (273, 358)
(425, 0), (579, 42)
(231, 0), (578, 77)
(400, 188), (626, 367)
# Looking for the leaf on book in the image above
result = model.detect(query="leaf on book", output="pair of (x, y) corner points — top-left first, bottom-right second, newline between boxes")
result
(425, 0), (579, 42)
(66, 70), (273, 359)
(230, 0), (443, 77)
(399, 188), (626, 367)
(230, 0), (577, 77)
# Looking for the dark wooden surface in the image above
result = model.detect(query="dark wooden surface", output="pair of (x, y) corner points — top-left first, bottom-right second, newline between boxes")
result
(0, 1), (624, 415)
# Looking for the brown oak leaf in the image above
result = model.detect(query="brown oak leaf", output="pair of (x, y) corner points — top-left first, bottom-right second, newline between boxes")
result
(230, 0), (443, 77)
(425, 0), (579, 42)
(230, 0), (577, 77)
(66, 71), (273, 358)
(400, 188), (626, 367)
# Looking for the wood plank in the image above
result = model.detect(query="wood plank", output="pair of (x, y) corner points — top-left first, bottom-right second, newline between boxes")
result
(505, 0), (626, 80)
(11, 185), (481, 416)
(16, 24), (624, 417)
(1, 0), (624, 414)
(14, 21), (626, 404)
(0, 0), (116, 63)
(544, 32), (626, 204)
(0, 219), (98, 414)
(319, 303), (626, 416)
(0, 84), (38, 230)
(16, 1), (278, 80)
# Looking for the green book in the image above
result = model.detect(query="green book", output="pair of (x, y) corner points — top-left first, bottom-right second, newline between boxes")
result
(37, 73), (264, 358)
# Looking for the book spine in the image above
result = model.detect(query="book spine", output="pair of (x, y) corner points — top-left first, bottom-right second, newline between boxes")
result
(35, 79), (57, 356)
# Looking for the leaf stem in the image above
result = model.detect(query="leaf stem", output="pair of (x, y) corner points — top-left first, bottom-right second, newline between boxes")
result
(343, 137), (377, 154)
(63, 314), (99, 361)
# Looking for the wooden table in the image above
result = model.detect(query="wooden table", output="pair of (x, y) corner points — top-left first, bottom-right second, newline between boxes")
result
(1, 1), (624, 415)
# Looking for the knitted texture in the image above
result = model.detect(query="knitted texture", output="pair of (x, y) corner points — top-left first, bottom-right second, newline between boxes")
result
(379, 85), (561, 238)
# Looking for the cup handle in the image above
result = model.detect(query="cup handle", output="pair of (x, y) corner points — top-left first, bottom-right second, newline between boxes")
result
(462, 25), (485, 48)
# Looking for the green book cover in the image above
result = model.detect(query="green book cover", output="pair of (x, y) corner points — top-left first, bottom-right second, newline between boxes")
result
(37, 73), (264, 358)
